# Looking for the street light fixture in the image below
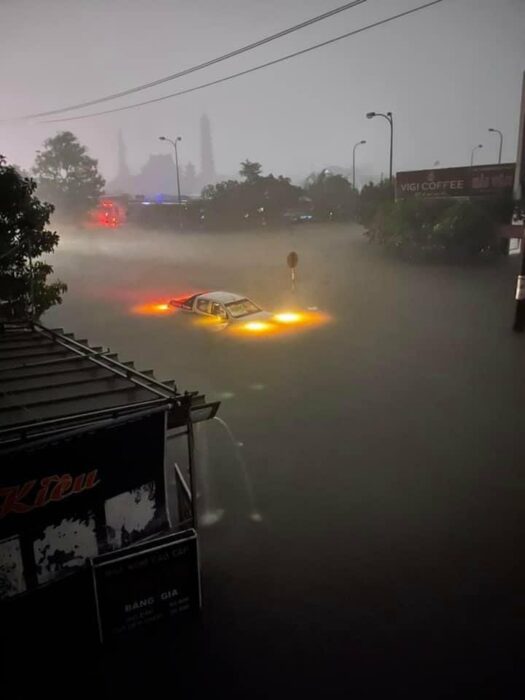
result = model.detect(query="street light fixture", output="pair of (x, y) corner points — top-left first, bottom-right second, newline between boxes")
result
(488, 127), (503, 164)
(470, 143), (483, 167)
(366, 111), (393, 183)
(352, 140), (366, 190)
(159, 135), (182, 204)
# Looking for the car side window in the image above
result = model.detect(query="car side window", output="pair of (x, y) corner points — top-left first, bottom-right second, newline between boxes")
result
(197, 298), (211, 314)
(211, 303), (227, 320)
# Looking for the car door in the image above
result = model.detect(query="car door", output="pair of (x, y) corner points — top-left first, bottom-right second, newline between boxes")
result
(210, 302), (228, 322)
(209, 302), (229, 329)
(196, 297), (212, 316)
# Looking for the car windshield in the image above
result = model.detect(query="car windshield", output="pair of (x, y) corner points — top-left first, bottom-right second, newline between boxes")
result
(225, 298), (261, 318)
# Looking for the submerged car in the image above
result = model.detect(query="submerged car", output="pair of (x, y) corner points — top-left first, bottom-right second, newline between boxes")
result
(169, 291), (273, 325)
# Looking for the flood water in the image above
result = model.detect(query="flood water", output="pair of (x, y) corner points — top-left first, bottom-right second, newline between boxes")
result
(45, 223), (523, 697)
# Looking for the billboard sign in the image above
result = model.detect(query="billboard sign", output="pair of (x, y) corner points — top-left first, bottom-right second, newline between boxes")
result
(92, 528), (200, 642)
(396, 163), (515, 199)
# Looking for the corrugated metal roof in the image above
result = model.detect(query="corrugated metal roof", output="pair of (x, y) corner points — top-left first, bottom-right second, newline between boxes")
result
(0, 321), (181, 445)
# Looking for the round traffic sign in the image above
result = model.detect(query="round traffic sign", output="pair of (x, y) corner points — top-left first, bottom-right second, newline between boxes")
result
(287, 251), (299, 269)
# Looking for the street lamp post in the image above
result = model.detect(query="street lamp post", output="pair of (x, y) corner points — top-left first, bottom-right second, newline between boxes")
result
(488, 127), (503, 164)
(159, 135), (182, 204)
(352, 140), (366, 190)
(470, 143), (483, 167)
(366, 111), (393, 183)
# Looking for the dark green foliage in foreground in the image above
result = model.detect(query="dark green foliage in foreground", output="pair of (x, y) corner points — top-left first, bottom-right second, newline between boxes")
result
(0, 155), (66, 318)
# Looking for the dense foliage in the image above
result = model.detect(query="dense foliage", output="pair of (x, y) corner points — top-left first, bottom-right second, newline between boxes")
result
(304, 171), (359, 221)
(0, 156), (66, 319)
(201, 161), (303, 227)
(364, 195), (512, 258)
(33, 131), (105, 218)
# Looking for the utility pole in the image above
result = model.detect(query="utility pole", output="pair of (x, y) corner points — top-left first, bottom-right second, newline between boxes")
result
(159, 135), (183, 227)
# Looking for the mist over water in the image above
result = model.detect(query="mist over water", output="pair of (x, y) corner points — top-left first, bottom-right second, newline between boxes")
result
(38, 221), (525, 692)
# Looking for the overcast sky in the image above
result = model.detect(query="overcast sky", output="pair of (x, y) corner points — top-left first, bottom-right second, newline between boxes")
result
(1, 0), (524, 186)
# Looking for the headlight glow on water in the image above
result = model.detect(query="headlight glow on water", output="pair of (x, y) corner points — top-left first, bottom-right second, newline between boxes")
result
(274, 312), (302, 324)
(131, 301), (174, 315)
(243, 321), (272, 332)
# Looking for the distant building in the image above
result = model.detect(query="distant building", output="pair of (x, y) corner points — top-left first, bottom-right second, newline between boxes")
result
(135, 153), (178, 195)
(109, 129), (133, 194)
(107, 115), (219, 198)
(200, 114), (216, 188)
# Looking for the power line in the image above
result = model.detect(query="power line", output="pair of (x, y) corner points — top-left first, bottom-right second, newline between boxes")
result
(12, 1), (367, 120)
(40, 0), (445, 124)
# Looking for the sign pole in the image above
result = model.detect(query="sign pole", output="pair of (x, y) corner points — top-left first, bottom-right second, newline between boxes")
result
(287, 251), (298, 293)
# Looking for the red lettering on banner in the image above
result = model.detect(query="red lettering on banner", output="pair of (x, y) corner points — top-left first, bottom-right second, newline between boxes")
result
(49, 474), (73, 502)
(0, 470), (100, 519)
(71, 473), (85, 493)
(34, 476), (60, 507)
(0, 481), (37, 518)
(85, 470), (100, 490)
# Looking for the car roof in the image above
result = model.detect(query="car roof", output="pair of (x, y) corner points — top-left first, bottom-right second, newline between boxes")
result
(201, 291), (247, 304)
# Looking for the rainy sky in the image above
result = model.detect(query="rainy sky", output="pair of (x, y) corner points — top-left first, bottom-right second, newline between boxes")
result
(1, 0), (524, 184)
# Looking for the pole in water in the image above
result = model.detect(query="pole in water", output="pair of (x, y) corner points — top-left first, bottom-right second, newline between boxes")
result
(287, 251), (299, 294)
(513, 227), (525, 331)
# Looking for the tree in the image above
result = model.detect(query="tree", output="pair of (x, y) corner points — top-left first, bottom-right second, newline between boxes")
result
(12, 164), (30, 179)
(239, 160), (262, 183)
(431, 199), (499, 256)
(33, 131), (105, 218)
(365, 197), (501, 258)
(0, 155), (67, 319)
(304, 171), (358, 221)
(201, 164), (302, 228)
(358, 180), (394, 227)
(254, 174), (303, 223)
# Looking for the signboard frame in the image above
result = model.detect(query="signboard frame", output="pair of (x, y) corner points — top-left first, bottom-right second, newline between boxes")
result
(91, 528), (201, 644)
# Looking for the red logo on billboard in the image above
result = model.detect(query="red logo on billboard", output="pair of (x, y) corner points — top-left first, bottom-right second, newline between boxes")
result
(0, 470), (100, 519)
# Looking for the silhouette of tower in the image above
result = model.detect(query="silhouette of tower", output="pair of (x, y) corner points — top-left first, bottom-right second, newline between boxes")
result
(200, 114), (216, 186)
(116, 129), (131, 189)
